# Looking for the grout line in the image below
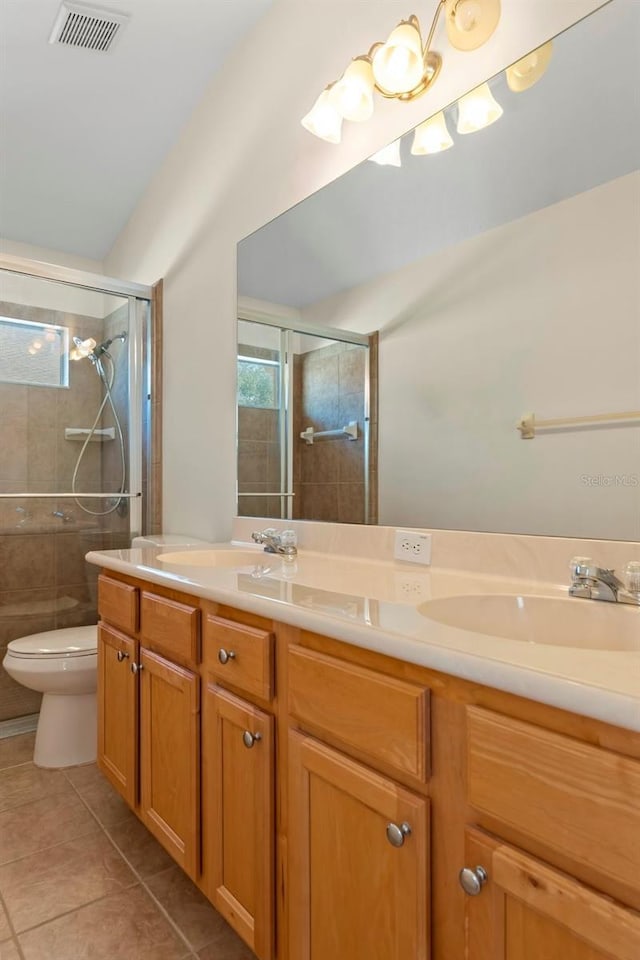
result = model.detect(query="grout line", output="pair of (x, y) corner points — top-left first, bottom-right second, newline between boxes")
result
(64, 774), (197, 957)
(0, 890), (26, 960)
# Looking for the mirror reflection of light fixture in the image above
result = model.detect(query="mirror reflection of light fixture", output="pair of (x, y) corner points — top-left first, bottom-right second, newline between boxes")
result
(411, 110), (454, 154)
(456, 81), (503, 133)
(506, 40), (552, 92)
(445, 0), (501, 51)
(367, 139), (402, 167)
(302, 0), (502, 141)
(301, 87), (343, 143)
(330, 58), (375, 122)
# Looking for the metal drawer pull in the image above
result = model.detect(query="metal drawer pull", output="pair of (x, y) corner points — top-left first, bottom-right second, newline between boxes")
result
(130, 662), (143, 675)
(218, 648), (236, 665)
(386, 822), (411, 848)
(242, 730), (262, 749)
(116, 650), (129, 662)
(459, 866), (488, 896)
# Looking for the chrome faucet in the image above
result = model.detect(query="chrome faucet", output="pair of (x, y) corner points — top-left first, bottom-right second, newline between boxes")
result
(251, 527), (298, 559)
(569, 557), (640, 605)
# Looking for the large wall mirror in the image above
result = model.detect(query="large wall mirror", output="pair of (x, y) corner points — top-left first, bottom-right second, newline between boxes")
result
(237, 1), (640, 541)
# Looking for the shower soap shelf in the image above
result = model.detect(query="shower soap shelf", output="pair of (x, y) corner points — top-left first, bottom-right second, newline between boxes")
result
(64, 428), (116, 442)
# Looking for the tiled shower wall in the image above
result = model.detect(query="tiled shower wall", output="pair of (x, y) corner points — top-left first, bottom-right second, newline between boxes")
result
(293, 341), (372, 524)
(0, 301), (130, 721)
(236, 343), (282, 518)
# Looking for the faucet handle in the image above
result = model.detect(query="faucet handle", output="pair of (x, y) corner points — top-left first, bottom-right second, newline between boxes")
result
(623, 561), (640, 597)
(569, 556), (593, 580)
(280, 530), (297, 548)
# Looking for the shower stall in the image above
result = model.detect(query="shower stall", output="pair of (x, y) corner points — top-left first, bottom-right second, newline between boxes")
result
(0, 257), (159, 728)
(236, 314), (377, 524)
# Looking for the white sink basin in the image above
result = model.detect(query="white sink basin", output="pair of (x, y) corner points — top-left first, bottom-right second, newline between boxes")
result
(157, 548), (267, 567)
(417, 594), (640, 651)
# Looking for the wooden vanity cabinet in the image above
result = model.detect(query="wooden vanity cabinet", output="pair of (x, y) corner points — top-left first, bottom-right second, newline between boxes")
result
(463, 829), (640, 960)
(97, 570), (640, 960)
(287, 643), (431, 959)
(97, 575), (202, 881)
(200, 610), (277, 960)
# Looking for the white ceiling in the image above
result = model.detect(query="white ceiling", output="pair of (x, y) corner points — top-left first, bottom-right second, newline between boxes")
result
(238, 1), (640, 309)
(0, 0), (271, 260)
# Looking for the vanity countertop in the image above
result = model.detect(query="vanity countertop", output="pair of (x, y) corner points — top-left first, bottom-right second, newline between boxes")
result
(86, 543), (640, 732)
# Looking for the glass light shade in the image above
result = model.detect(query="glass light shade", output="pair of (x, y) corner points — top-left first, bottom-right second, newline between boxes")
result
(367, 139), (402, 167)
(411, 112), (454, 155)
(301, 90), (343, 143)
(445, 0), (501, 52)
(372, 20), (425, 95)
(330, 59), (375, 122)
(456, 83), (503, 134)
(506, 40), (552, 92)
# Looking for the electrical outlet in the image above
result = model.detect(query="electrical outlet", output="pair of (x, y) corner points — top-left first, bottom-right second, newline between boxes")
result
(393, 529), (432, 565)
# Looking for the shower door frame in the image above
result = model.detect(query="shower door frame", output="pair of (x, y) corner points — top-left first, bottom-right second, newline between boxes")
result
(237, 304), (372, 523)
(0, 253), (154, 539)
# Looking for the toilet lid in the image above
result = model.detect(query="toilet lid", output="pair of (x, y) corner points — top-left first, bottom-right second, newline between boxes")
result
(8, 625), (97, 659)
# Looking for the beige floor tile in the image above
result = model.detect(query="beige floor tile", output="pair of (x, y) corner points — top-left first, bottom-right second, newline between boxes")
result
(62, 762), (102, 791)
(66, 767), (131, 827)
(0, 901), (11, 941)
(106, 810), (173, 879)
(0, 792), (99, 865)
(0, 938), (20, 960)
(0, 733), (35, 771)
(146, 866), (243, 954)
(0, 763), (72, 813)
(0, 832), (137, 933)
(197, 932), (255, 960)
(18, 885), (190, 960)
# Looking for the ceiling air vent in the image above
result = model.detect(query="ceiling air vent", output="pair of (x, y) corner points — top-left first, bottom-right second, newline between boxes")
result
(49, 2), (129, 53)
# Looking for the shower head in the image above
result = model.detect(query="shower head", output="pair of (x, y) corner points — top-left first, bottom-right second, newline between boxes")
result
(71, 332), (127, 362)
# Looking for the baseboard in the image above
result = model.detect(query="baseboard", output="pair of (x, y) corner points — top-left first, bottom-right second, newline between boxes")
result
(0, 714), (39, 739)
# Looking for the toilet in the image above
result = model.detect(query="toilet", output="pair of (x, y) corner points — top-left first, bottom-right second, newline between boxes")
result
(3, 625), (97, 768)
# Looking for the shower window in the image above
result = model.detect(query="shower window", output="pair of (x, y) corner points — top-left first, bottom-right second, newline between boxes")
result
(237, 353), (280, 409)
(0, 316), (69, 387)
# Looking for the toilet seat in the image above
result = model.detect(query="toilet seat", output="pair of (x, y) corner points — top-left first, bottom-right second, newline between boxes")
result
(7, 625), (97, 659)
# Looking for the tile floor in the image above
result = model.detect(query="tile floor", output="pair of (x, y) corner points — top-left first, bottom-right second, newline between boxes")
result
(0, 733), (254, 960)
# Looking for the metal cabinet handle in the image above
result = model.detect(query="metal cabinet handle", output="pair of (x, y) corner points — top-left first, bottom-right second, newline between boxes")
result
(130, 662), (143, 675)
(218, 648), (236, 665)
(459, 866), (488, 896)
(242, 730), (262, 749)
(116, 650), (129, 662)
(386, 822), (411, 848)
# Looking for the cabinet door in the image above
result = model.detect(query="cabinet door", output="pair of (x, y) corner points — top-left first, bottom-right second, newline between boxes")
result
(463, 829), (640, 960)
(97, 623), (138, 806)
(202, 685), (274, 960)
(139, 647), (200, 879)
(289, 731), (429, 960)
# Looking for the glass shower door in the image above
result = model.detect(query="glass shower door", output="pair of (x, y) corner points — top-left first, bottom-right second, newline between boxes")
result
(0, 269), (146, 724)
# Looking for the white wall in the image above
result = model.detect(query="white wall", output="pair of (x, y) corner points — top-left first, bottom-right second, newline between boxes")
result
(95, 0), (606, 539)
(302, 173), (640, 540)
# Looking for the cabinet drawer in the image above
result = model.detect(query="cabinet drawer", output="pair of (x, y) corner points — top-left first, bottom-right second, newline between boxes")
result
(466, 706), (640, 891)
(140, 591), (200, 667)
(98, 575), (139, 634)
(203, 614), (274, 701)
(288, 646), (430, 781)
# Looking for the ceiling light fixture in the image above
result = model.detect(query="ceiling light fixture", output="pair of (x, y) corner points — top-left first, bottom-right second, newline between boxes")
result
(303, 0), (501, 143)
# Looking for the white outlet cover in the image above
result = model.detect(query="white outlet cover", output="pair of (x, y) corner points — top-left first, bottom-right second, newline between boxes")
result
(393, 530), (432, 565)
